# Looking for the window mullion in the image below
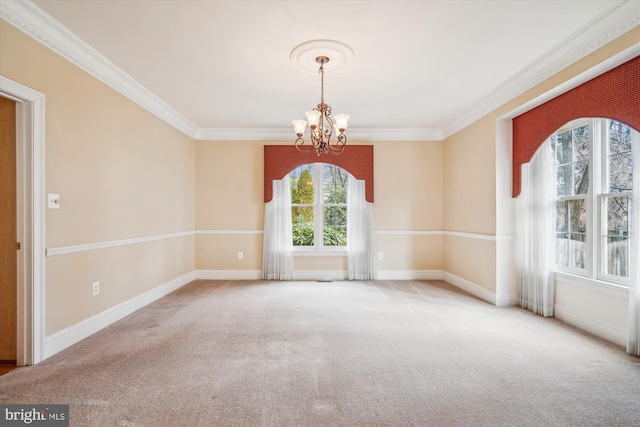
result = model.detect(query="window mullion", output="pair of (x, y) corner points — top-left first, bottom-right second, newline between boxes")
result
(314, 164), (323, 249)
(587, 118), (601, 279)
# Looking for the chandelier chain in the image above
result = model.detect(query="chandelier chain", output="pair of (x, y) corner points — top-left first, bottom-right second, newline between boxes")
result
(319, 61), (324, 105)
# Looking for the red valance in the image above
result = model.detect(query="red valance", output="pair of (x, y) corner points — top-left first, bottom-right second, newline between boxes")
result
(264, 145), (374, 202)
(512, 55), (640, 197)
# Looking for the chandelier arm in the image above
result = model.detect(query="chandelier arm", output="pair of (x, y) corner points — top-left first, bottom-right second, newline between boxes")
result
(328, 133), (347, 154)
(295, 136), (313, 153)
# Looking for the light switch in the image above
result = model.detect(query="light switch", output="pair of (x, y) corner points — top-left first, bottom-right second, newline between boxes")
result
(48, 193), (60, 209)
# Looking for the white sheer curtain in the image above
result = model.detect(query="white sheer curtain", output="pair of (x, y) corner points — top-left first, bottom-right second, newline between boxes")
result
(516, 142), (555, 317)
(347, 175), (375, 280)
(627, 139), (640, 355)
(262, 175), (293, 280)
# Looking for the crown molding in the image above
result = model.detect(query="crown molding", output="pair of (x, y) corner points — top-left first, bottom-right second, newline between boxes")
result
(196, 128), (292, 141)
(2, 1), (637, 143)
(347, 127), (445, 141)
(499, 43), (640, 121)
(0, 0), (200, 139)
(441, 0), (640, 139)
(195, 127), (444, 141)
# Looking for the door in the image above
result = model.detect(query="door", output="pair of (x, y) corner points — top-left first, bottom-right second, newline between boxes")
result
(0, 95), (17, 362)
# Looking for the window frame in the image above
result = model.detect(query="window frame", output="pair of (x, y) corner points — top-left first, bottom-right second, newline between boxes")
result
(597, 118), (636, 285)
(552, 118), (635, 287)
(290, 163), (349, 254)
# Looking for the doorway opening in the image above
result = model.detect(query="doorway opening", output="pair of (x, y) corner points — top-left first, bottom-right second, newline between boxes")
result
(0, 76), (45, 366)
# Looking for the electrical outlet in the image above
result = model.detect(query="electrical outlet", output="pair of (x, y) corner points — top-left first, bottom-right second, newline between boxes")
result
(92, 281), (100, 296)
(238, 251), (244, 260)
(378, 251), (384, 260)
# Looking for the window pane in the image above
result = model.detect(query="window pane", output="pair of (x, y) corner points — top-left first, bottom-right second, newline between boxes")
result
(555, 233), (569, 267)
(573, 125), (590, 162)
(555, 234), (586, 269)
(608, 120), (632, 193)
(573, 160), (589, 195)
(554, 130), (572, 164)
(556, 164), (571, 197)
(603, 236), (629, 278)
(555, 199), (586, 270)
(290, 165), (314, 204)
(553, 124), (590, 196)
(603, 195), (630, 276)
(556, 201), (568, 233)
(322, 165), (348, 204)
(569, 199), (587, 233)
(292, 206), (314, 246)
(605, 196), (629, 235)
(556, 199), (586, 233)
(568, 233), (586, 269)
(323, 206), (347, 246)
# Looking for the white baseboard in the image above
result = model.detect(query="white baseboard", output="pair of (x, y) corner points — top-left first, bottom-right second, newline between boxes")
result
(377, 270), (443, 280)
(553, 305), (627, 348)
(442, 271), (516, 306)
(495, 292), (519, 307)
(375, 270), (518, 306)
(43, 271), (195, 360)
(194, 270), (262, 280)
(194, 269), (446, 282)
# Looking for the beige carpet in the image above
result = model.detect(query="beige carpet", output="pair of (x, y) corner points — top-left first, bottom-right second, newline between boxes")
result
(0, 279), (639, 426)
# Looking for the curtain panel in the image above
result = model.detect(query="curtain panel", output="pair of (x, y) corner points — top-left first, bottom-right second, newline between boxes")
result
(516, 142), (555, 317)
(347, 176), (375, 280)
(262, 175), (293, 280)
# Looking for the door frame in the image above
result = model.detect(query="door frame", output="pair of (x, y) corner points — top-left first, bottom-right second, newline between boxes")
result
(0, 76), (45, 365)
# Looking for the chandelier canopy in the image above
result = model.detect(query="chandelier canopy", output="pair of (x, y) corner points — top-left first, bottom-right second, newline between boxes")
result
(292, 56), (349, 155)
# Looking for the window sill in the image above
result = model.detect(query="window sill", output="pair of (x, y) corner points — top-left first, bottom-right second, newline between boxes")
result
(293, 249), (347, 257)
(553, 271), (629, 298)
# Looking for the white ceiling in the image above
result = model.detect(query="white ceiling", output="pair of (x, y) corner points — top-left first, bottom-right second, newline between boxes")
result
(9, 1), (640, 140)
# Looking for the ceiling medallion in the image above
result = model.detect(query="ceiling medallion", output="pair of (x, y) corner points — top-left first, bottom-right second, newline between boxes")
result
(290, 39), (355, 74)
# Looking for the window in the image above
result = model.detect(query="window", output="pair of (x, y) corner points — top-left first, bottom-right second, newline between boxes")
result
(290, 163), (348, 250)
(551, 118), (636, 284)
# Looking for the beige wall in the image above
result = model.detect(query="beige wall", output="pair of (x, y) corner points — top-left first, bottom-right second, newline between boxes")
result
(443, 119), (497, 236)
(374, 140), (443, 274)
(196, 141), (264, 231)
(374, 141), (443, 231)
(0, 22), (196, 335)
(195, 139), (444, 274)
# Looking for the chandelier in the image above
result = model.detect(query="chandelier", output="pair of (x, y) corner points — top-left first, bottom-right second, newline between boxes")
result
(292, 56), (349, 155)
